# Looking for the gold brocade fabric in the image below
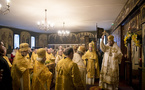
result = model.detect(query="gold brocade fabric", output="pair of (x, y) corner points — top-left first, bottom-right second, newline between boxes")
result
(32, 61), (52, 90)
(23, 69), (31, 90)
(3, 56), (12, 68)
(99, 40), (123, 89)
(31, 52), (38, 65)
(46, 53), (55, 63)
(73, 53), (87, 87)
(56, 51), (65, 57)
(26, 54), (30, 59)
(55, 55), (63, 64)
(62, 53), (65, 58)
(82, 51), (100, 78)
(55, 57), (85, 90)
(26, 54), (34, 67)
(56, 51), (59, 56)
(11, 51), (32, 90)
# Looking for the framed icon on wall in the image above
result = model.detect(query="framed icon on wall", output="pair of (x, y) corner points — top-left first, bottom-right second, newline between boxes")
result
(142, 23), (145, 67)
(85, 36), (89, 50)
(141, 5), (145, 24)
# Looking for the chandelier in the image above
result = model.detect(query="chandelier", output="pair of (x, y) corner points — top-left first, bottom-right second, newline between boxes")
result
(0, 0), (10, 15)
(58, 22), (70, 36)
(37, 9), (54, 31)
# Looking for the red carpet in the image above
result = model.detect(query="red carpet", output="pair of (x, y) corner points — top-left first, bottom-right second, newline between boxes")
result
(51, 80), (134, 90)
(89, 86), (100, 90)
(89, 86), (134, 90)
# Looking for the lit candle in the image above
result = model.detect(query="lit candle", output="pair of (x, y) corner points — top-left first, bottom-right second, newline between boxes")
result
(37, 22), (40, 25)
(42, 21), (44, 24)
(47, 21), (50, 24)
(7, 0), (10, 5)
(0, 4), (2, 10)
(51, 23), (54, 27)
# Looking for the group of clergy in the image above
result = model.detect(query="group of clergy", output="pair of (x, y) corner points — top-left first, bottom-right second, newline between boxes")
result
(0, 34), (123, 90)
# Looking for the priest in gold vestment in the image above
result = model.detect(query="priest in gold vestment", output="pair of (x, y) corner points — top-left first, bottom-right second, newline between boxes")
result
(82, 41), (100, 85)
(56, 46), (65, 57)
(55, 50), (63, 64)
(45, 49), (55, 64)
(32, 48), (52, 90)
(55, 47), (85, 90)
(56, 46), (63, 56)
(31, 49), (38, 65)
(73, 45), (78, 53)
(11, 43), (32, 90)
(73, 45), (87, 88)
(99, 35), (123, 90)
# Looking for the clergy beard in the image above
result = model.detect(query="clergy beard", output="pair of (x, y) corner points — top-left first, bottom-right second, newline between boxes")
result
(89, 50), (92, 52)
(110, 45), (113, 46)
(108, 41), (114, 46)
(22, 54), (27, 57)
(21, 54), (27, 57)
(41, 58), (46, 63)
(41, 60), (45, 64)
(109, 43), (114, 47)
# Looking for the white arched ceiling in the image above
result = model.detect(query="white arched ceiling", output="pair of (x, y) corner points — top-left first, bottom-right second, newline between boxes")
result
(0, 0), (127, 33)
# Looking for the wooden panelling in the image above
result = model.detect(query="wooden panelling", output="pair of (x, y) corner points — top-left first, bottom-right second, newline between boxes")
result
(142, 68), (145, 90)
(111, 0), (140, 31)
(112, 26), (121, 48)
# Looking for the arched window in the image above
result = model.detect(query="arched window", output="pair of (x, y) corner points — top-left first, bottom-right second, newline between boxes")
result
(31, 36), (35, 48)
(14, 34), (20, 48)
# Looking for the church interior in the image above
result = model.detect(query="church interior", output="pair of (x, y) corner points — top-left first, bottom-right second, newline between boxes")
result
(0, 0), (145, 90)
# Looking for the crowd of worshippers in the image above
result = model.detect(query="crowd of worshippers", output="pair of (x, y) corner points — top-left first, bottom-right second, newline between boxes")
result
(0, 35), (123, 90)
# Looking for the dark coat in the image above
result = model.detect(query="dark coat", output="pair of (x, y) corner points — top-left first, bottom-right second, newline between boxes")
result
(0, 55), (12, 90)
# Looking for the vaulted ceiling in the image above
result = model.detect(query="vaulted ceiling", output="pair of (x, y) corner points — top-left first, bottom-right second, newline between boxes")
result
(0, 0), (127, 33)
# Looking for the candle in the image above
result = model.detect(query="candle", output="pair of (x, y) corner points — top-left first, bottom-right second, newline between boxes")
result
(37, 22), (40, 25)
(7, 0), (10, 5)
(42, 21), (44, 24)
(0, 4), (2, 10)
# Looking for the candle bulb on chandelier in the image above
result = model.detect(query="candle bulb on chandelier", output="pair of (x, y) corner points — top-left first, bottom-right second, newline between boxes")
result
(7, 0), (10, 6)
(42, 21), (44, 25)
(0, 4), (2, 10)
(0, 0), (10, 14)
(37, 9), (54, 31)
(50, 23), (54, 27)
(58, 22), (70, 36)
(37, 22), (40, 25)
(47, 21), (50, 24)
